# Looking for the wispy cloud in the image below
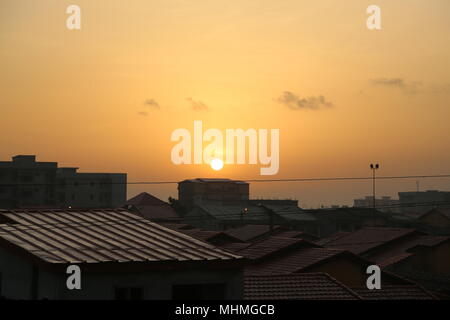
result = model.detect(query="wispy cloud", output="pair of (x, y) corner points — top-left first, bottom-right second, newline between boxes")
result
(187, 98), (209, 111)
(277, 91), (334, 110)
(370, 78), (423, 95)
(144, 98), (160, 109)
(137, 111), (148, 117)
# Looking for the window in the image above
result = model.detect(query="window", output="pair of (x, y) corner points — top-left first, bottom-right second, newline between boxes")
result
(114, 287), (144, 300)
(172, 283), (226, 300)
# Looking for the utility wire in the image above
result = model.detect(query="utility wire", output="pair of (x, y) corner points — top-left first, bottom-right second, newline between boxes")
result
(0, 174), (449, 187)
(0, 200), (448, 232)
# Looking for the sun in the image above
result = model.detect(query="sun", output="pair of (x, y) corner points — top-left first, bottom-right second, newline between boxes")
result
(210, 158), (224, 171)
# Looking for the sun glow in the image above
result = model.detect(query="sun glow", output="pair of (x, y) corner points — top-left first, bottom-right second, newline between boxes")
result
(210, 158), (224, 171)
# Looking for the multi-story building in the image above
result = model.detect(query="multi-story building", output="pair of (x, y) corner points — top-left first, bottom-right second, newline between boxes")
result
(178, 178), (249, 209)
(0, 155), (126, 209)
(353, 196), (400, 213)
(398, 190), (450, 214)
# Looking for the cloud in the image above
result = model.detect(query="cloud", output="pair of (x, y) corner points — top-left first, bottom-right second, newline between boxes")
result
(370, 78), (423, 95)
(187, 98), (209, 111)
(144, 98), (160, 109)
(137, 111), (148, 116)
(277, 91), (334, 110)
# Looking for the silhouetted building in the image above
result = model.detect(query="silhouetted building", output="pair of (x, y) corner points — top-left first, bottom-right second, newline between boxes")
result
(0, 208), (245, 300)
(399, 190), (450, 214)
(0, 155), (126, 209)
(353, 196), (400, 213)
(178, 178), (249, 209)
(125, 192), (180, 222)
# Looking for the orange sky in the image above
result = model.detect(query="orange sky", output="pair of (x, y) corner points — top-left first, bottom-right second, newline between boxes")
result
(1, 0), (450, 207)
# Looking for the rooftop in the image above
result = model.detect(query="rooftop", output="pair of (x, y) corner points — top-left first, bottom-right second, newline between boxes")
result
(245, 273), (361, 300)
(0, 209), (243, 267)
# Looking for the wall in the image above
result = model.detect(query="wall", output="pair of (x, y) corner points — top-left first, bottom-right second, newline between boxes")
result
(0, 247), (243, 300)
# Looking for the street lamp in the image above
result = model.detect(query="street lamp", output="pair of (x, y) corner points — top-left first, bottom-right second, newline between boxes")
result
(370, 163), (379, 213)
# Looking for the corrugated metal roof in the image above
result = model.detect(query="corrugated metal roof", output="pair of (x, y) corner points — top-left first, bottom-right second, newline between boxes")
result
(0, 209), (242, 265)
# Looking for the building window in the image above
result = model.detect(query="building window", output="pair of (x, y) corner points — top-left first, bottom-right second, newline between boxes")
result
(172, 283), (226, 300)
(114, 287), (144, 300)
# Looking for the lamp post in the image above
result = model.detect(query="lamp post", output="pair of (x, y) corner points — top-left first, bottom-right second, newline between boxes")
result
(370, 163), (379, 213)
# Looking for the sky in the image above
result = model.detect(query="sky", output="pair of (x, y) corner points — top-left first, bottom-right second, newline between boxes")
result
(1, 0), (450, 207)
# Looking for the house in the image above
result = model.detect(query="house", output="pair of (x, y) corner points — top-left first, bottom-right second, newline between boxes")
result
(303, 207), (391, 237)
(417, 208), (450, 233)
(183, 202), (317, 231)
(0, 208), (246, 300)
(219, 235), (407, 288)
(178, 178), (249, 209)
(125, 192), (180, 223)
(0, 155), (126, 209)
(244, 273), (437, 300)
(223, 225), (288, 242)
(244, 273), (362, 300)
(321, 227), (450, 295)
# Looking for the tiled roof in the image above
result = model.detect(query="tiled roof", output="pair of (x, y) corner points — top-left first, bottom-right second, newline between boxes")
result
(369, 235), (450, 265)
(126, 192), (169, 206)
(420, 208), (450, 220)
(275, 230), (319, 242)
(263, 204), (316, 222)
(245, 273), (361, 300)
(0, 209), (242, 265)
(245, 247), (347, 275)
(222, 236), (318, 261)
(126, 193), (180, 221)
(197, 204), (270, 222)
(323, 227), (421, 254)
(316, 232), (351, 246)
(224, 224), (286, 242)
(353, 286), (436, 300)
(178, 229), (244, 245)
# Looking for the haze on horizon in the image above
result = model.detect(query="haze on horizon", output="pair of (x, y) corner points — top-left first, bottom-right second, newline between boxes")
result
(1, 0), (450, 207)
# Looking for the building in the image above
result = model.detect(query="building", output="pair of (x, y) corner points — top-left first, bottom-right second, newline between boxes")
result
(399, 190), (450, 214)
(244, 273), (362, 300)
(178, 178), (249, 209)
(0, 155), (126, 209)
(183, 202), (317, 232)
(244, 273), (436, 300)
(0, 208), (245, 300)
(353, 196), (400, 213)
(320, 227), (450, 296)
(125, 192), (180, 222)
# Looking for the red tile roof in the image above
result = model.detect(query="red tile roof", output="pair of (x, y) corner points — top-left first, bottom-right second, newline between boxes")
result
(245, 247), (348, 275)
(323, 227), (421, 254)
(370, 235), (450, 266)
(126, 192), (180, 221)
(245, 273), (362, 300)
(126, 192), (169, 206)
(220, 236), (318, 261)
(353, 286), (437, 300)
(224, 224), (286, 242)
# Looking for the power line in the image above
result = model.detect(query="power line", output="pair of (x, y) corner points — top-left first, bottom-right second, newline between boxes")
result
(0, 199), (448, 231)
(0, 174), (449, 187)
